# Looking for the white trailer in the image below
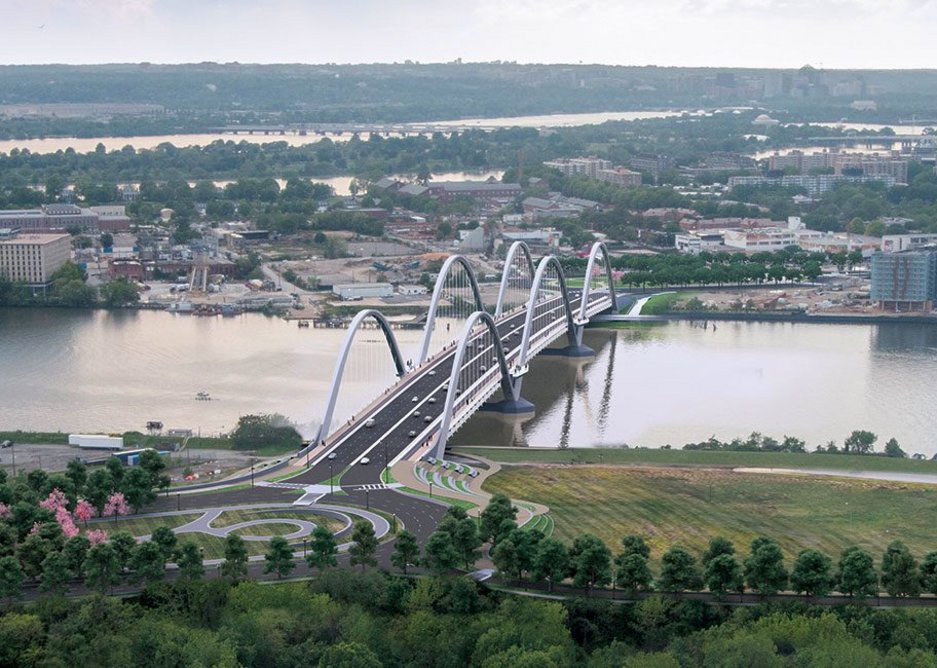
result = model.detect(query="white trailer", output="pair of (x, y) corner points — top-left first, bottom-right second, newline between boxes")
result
(68, 434), (124, 450)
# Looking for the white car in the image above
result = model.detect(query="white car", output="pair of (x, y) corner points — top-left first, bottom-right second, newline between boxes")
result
(408, 430), (417, 437)
(327, 452), (337, 460)
(364, 418), (376, 428)
(428, 370), (436, 376)
(428, 397), (436, 404)
(359, 457), (370, 465)
(411, 395), (419, 403)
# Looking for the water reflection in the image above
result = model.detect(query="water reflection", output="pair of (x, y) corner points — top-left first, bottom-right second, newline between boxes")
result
(453, 322), (937, 456)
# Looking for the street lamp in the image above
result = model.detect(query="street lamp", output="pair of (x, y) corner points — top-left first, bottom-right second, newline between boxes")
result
(303, 538), (307, 558)
(329, 460), (334, 495)
(366, 489), (370, 510)
(429, 481), (433, 498)
(250, 464), (255, 488)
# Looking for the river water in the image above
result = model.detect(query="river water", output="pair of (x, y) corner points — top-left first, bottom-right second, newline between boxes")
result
(4, 309), (937, 455)
(0, 110), (684, 156)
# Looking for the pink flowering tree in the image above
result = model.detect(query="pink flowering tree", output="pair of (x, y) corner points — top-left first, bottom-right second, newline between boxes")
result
(28, 521), (43, 537)
(86, 529), (109, 545)
(0, 502), (10, 519)
(75, 499), (95, 527)
(39, 488), (69, 514)
(56, 506), (80, 538)
(102, 492), (130, 522)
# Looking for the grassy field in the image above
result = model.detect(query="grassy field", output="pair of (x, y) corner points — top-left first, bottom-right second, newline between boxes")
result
(229, 522), (302, 538)
(210, 509), (343, 534)
(0, 430), (69, 444)
(455, 446), (937, 474)
(638, 292), (686, 315)
(483, 464), (937, 567)
(85, 513), (200, 536)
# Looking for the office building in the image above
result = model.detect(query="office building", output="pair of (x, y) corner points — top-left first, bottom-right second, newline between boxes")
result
(0, 232), (71, 287)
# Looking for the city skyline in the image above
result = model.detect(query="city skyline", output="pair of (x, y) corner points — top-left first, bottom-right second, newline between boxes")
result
(0, 0), (935, 69)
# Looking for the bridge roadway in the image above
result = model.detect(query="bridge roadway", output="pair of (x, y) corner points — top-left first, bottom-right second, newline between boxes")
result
(150, 290), (609, 547)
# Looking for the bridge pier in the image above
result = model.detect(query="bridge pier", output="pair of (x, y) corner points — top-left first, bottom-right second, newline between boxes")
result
(540, 322), (595, 358)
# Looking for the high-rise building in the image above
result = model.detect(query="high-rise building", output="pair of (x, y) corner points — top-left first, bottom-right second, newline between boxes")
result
(0, 232), (72, 287)
(870, 250), (937, 312)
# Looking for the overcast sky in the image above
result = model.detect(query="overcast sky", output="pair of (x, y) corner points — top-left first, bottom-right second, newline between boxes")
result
(1, 0), (935, 69)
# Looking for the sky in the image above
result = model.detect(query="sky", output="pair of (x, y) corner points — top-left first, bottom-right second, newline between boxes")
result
(1, 0), (936, 69)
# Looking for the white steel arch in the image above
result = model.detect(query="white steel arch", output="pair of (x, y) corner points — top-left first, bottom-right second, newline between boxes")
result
(578, 241), (617, 321)
(417, 254), (485, 364)
(494, 241), (536, 318)
(433, 310), (515, 459)
(314, 309), (406, 444)
(516, 255), (578, 368)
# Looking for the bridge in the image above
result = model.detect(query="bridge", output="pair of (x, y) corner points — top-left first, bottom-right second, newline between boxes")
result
(284, 241), (620, 495)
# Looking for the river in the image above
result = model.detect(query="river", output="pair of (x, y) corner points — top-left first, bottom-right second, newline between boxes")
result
(4, 309), (937, 456)
(0, 110), (685, 156)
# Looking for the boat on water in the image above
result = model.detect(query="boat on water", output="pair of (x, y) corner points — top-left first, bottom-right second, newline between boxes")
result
(297, 320), (310, 328)
(195, 392), (211, 401)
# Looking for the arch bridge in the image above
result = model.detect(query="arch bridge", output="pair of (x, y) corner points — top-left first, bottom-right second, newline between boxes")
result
(311, 242), (619, 463)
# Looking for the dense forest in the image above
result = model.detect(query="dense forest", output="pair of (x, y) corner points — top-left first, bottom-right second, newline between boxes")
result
(4, 576), (937, 666)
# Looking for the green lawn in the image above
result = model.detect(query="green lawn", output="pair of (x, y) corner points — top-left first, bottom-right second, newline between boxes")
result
(229, 522), (303, 538)
(455, 446), (937, 474)
(483, 464), (937, 567)
(85, 513), (199, 536)
(638, 292), (686, 315)
(210, 509), (343, 534)
(0, 430), (69, 444)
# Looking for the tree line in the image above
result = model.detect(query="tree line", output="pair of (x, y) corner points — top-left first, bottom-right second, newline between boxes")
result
(682, 429), (912, 458)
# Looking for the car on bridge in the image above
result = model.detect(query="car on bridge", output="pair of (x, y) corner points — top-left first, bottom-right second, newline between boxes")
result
(359, 457), (370, 465)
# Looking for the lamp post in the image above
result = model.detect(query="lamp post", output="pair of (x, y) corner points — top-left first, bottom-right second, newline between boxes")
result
(303, 538), (307, 558)
(250, 464), (255, 488)
(429, 481), (433, 498)
(329, 460), (334, 495)
(366, 489), (370, 510)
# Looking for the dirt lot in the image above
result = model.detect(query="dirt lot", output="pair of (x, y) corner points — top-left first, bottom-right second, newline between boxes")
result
(687, 278), (876, 315)
(0, 442), (258, 482)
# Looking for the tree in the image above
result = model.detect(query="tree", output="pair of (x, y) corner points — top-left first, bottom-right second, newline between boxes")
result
(130, 540), (166, 584)
(884, 438), (906, 458)
(837, 546), (878, 598)
(450, 517), (481, 569)
(110, 531), (137, 572)
(881, 540), (921, 597)
(657, 545), (703, 592)
(83, 543), (122, 594)
(317, 641), (382, 668)
(921, 552), (937, 596)
(17, 534), (52, 580)
(39, 551), (72, 594)
(843, 430), (877, 455)
(62, 535), (90, 577)
(221, 534), (249, 581)
(175, 541), (204, 581)
(423, 530), (461, 575)
(744, 537), (788, 596)
(0, 555), (24, 605)
(480, 494), (517, 544)
(306, 524), (339, 572)
(491, 538), (520, 579)
(348, 521), (378, 571)
(390, 530), (419, 574)
(100, 279), (140, 308)
(790, 549), (834, 597)
(702, 537), (736, 566)
(102, 492), (130, 521)
(230, 414), (302, 452)
(705, 553), (744, 597)
(150, 526), (177, 562)
(620, 534), (651, 560)
(74, 499), (95, 527)
(139, 449), (170, 493)
(532, 538), (569, 591)
(569, 534), (612, 592)
(120, 468), (157, 511)
(263, 536), (295, 579)
(65, 459), (87, 491)
(616, 553), (653, 595)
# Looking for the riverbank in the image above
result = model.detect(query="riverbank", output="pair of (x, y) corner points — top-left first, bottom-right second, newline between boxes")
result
(454, 446), (937, 474)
